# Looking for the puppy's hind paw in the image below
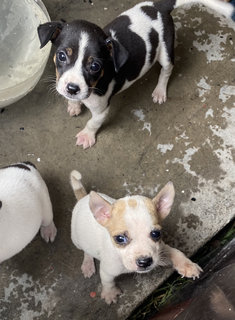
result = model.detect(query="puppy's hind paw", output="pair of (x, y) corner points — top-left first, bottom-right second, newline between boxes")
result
(152, 87), (167, 104)
(101, 286), (122, 305)
(40, 221), (57, 243)
(81, 255), (96, 278)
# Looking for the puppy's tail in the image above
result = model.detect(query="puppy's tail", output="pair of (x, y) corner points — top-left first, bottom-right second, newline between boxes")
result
(70, 170), (87, 201)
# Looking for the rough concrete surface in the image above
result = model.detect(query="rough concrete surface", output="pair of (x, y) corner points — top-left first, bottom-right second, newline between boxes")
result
(0, 1), (235, 319)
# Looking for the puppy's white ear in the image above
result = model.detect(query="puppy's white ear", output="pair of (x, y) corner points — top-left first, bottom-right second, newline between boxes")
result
(89, 191), (112, 225)
(153, 182), (175, 221)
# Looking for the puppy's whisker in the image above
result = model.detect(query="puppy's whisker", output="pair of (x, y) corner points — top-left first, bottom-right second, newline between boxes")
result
(48, 84), (59, 96)
(48, 82), (56, 88)
(90, 87), (105, 96)
(41, 75), (57, 83)
(48, 84), (57, 92)
(49, 89), (60, 97)
(48, 89), (58, 96)
(157, 247), (170, 267)
(133, 273), (139, 280)
(43, 75), (56, 79)
(42, 80), (56, 84)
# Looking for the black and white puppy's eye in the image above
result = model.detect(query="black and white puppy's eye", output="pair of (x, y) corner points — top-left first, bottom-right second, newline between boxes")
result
(150, 229), (161, 242)
(90, 61), (101, 73)
(58, 51), (67, 62)
(114, 234), (128, 246)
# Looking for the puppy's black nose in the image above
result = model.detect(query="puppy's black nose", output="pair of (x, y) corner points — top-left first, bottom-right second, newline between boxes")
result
(66, 83), (80, 95)
(136, 256), (153, 269)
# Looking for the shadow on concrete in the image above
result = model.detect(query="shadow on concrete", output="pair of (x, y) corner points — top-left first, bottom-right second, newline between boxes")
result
(149, 237), (235, 320)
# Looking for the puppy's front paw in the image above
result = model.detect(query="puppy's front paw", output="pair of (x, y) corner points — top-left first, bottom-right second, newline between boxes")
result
(176, 260), (202, 280)
(152, 86), (167, 104)
(101, 286), (122, 305)
(67, 100), (82, 116)
(76, 129), (96, 149)
(40, 221), (57, 243)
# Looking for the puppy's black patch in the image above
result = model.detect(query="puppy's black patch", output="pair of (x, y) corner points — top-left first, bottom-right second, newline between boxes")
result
(154, 0), (177, 12)
(142, 3), (175, 65)
(22, 161), (37, 169)
(153, 2), (175, 64)
(104, 15), (146, 94)
(0, 201), (2, 209)
(55, 24), (79, 77)
(161, 12), (175, 64)
(141, 5), (158, 20)
(149, 28), (159, 64)
(2, 164), (31, 171)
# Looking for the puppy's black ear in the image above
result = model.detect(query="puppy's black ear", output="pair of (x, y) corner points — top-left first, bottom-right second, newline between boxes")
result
(37, 21), (65, 49)
(106, 37), (129, 73)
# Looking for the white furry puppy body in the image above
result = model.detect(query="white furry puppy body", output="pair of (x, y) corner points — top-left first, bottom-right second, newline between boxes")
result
(70, 170), (202, 304)
(0, 162), (57, 263)
(71, 193), (128, 272)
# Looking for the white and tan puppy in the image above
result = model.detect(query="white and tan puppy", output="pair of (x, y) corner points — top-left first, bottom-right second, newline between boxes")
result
(70, 170), (202, 304)
(0, 162), (57, 263)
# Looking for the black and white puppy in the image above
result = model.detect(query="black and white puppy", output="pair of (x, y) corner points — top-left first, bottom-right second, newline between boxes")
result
(38, 0), (235, 149)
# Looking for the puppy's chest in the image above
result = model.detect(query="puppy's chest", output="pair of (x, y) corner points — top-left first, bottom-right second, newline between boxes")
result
(82, 80), (115, 109)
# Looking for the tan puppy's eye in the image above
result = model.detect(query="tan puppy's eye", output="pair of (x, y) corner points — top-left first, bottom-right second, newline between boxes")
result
(114, 234), (129, 245)
(150, 229), (161, 242)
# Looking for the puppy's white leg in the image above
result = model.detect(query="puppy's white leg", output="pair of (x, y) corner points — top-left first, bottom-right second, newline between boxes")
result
(40, 221), (57, 243)
(100, 267), (122, 305)
(67, 100), (82, 116)
(81, 253), (96, 278)
(40, 186), (57, 242)
(152, 63), (173, 104)
(76, 106), (110, 149)
(163, 243), (202, 279)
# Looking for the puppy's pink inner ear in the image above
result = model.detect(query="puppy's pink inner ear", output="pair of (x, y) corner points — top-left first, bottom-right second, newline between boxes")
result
(153, 182), (175, 221)
(89, 191), (112, 225)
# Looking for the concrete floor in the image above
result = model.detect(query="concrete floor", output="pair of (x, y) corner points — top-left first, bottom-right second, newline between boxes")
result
(0, 0), (235, 319)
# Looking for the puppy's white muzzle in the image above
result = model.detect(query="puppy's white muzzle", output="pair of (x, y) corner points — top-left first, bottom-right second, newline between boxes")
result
(57, 79), (90, 101)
